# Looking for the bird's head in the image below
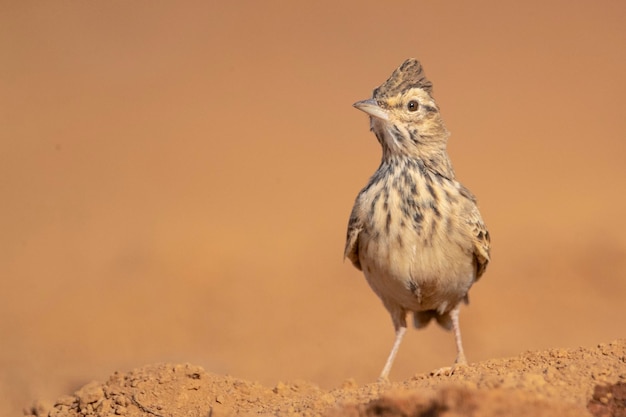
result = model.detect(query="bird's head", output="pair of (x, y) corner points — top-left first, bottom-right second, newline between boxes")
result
(354, 59), (449, 159)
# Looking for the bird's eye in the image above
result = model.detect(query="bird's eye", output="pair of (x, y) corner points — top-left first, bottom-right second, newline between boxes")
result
(407, 100), (419, 112)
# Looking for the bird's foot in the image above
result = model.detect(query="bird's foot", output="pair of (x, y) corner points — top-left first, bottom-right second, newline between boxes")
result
(430, 365), (454, 377)
(376, 374), (391, 384)
(430, 357), (467, 377)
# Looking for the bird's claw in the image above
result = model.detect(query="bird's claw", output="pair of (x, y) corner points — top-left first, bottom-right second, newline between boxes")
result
(430, 361), (467, 377)
(376, 375), (390, 384)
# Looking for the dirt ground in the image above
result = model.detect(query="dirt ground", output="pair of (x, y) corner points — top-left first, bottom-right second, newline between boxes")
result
(2, 1), (626, 416)
(24, 340), (626, 416)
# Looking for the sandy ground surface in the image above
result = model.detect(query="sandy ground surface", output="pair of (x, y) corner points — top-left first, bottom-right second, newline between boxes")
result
(2, 1), (626, 416)
(24, 340), (626, 416)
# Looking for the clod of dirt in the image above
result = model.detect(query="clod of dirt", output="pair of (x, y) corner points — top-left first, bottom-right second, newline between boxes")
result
(588, 381), (626, 417)
(25, 339), (626, 417)
(327, 386), (587, 417)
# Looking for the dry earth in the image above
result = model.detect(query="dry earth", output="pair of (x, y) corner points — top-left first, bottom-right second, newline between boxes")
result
(26, 340), (626, 417)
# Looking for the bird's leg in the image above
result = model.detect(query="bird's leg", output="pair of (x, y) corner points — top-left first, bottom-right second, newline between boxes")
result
(378, 325), (407, 382)
(431, 304), (467, 376)
(450, 304), (467, 366)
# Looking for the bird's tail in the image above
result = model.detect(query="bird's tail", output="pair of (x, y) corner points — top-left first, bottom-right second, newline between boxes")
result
(413, 310), (453, 330)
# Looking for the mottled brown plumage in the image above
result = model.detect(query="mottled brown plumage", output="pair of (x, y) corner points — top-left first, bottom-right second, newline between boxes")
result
(373, 59), (433, 99)
(345, 58), (490, 381)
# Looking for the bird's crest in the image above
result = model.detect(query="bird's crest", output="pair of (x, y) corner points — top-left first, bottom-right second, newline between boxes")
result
(373, 58), (433, 100)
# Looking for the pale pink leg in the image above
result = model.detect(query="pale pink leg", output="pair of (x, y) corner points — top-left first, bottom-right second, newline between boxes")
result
(450, 305), (467, 365)
(379, 326), (407, 381)
(431, 305), (467, 376)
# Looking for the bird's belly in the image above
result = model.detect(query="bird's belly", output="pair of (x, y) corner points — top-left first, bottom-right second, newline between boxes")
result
(359, 233), (474, 313)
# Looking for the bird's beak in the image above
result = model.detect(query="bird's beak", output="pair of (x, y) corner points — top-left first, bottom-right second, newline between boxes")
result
(353, 99), (389, 121)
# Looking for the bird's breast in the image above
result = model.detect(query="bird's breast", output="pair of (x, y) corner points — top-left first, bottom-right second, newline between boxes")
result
(356, 167), (475, 312)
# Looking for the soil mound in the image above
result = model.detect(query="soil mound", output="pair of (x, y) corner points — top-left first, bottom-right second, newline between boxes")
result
(26, 339), (625, 417)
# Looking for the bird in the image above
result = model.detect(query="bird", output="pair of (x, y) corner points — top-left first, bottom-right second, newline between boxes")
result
(344, 58), (490, 381)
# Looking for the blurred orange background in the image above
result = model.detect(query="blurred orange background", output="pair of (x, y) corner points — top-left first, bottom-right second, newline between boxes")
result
(2, 1), (626, 414)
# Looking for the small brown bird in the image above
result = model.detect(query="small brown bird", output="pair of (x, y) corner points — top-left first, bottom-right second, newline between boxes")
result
(345, 59), (490, 381)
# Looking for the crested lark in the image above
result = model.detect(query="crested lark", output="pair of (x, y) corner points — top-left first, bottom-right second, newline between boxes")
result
(345, 59), (491, 381)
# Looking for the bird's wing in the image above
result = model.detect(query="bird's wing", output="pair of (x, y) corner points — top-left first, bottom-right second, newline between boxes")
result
(459, 185), (491, 280)
(344, 205), (363, 271)
(467, 205), (490, 280)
